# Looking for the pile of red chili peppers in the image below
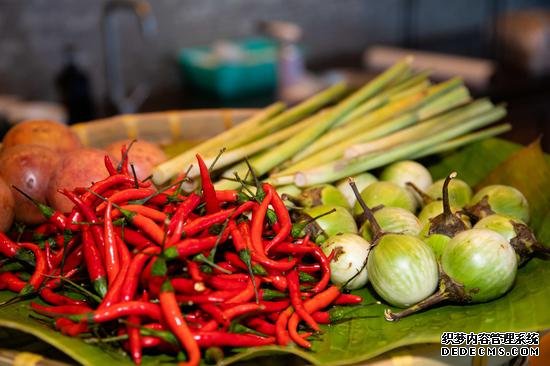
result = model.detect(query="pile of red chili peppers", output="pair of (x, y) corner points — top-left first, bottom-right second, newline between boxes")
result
(0, 148), (362, 365)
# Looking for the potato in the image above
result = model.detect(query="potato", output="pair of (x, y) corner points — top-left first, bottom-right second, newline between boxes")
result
(0, 145), (61, 224)
(2, 119), (82, 154)
(0, 176), (15, 231)
(106, 139), (167, 181)
(47, 148), (112, 213)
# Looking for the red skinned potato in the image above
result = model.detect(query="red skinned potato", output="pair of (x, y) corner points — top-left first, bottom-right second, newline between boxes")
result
(0, 176), (15, 231)
(1, 119), (82, 154)
(105, 139), (167, 181)
(47, 148), (112, 213)
(0, 145), (61, 224)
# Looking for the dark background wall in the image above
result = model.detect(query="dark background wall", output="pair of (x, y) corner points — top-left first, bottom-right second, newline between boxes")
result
(0, 0), (548, 110)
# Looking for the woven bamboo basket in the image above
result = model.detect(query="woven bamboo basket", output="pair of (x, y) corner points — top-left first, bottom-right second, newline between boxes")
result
(70, 109), (257, 148)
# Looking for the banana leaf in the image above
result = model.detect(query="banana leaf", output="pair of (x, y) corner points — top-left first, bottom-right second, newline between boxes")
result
(1, 138), (549, 366)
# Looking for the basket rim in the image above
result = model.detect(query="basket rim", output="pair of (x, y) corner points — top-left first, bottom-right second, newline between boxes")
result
(71, 108), (260, 129)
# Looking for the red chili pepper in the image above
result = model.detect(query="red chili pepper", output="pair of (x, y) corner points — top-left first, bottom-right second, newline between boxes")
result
(181, 201), (256, 238)
(249, 185), (296, 271)
(114, 226), (154, 249)
(287, 312), (311, 348)
(42, 267), (79, 290)
(199, 303), (227, 326)
(275, 307), (293, 346)
(246, 317), (276, 336)
(44, 241), (54, 272)
(222, 251), (248, 272)
(30, 223), (56, 241)
(117, 235), (131, 268)
(311, 311), (330, 324)
(221, 303), (264, 322)
(141, 256), (164, 298)
(61, 245), (84, 274)
(39, 288), (87, 306)
(265, 273), (288, 292)
(287, 269), (319, 331)
(127, 315), (142, 365)
(95, 188), (157, 213)
(275, 242), (331, 293)
(263, 185), (291, 252)
(71, 301), (162, 323)
(31, 303), (92, 317)
(119, 246), (160, 302)
(309, 246), (332, 293)
(104, 201), (120, 284)
(82, 174), (147, 205)
(194, 332), (275, 348)
(214, 190), (238, 203)
(63, 190), (105, 252)
(171, 278), (205, 294)
(122, 210), (165, 245)
(82, 227), (107, 297)
(198, 320), (218, 332)
(204, 275), (247, 291)
(334, 293), (363, 305)
(258, 300), (290, 313)
(186, 260), (204, 282)
(19, 243), (46, 295)
(0, 232), (35, 266)
(55, 318), (89, 337)
(297, 263), (321, 273)
(176, 290), (241, 304)
(12, 186), (69, 231)
(196, 154), (220, 214)
(164, 236), (227, 260)
(99, 246), (130, 309)
(104, 155), (118, 176)
(226, 277), (260, 304)
(159, 281), (201, 366)
(211, 261), (237, 274)
(111, 205), (167, 223)
(47, 237), (76, 271)
(167, 193), (201, 245)
(0, 272), (25, 292)
(140, 336), (174, 350)
(286, 285), (341, 347)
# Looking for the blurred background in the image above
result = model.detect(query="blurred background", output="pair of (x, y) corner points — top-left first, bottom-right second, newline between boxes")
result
(0, 0), (549, 149)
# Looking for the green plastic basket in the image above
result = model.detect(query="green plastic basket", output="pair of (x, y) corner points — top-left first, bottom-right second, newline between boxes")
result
(179, 38), (277, 99)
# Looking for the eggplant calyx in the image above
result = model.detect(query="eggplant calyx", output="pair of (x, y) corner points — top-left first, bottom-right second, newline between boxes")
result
(465, 195), (495, 221)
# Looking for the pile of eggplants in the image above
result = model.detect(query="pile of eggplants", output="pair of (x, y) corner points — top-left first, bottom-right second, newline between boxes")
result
(282, 159), (549, 321)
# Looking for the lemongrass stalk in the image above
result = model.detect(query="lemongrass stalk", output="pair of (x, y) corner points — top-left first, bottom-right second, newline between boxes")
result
(185, 110), (323, 178)
(276, 112), (419, 175)
(274, 78), (431, 173)
(218, 58), (413, 185)
(224, 82), (348, 150)
(291, 77), (464, 163)
(386, 67), (413, 86)
(289, 81), (468, 166)
(151, 102), (284, 184)
(288, 106), (506, 186)
(274, 92), (479, 176)
(197, 102), (286, 155)
(336, 72), (431, 126)
(384, 70), (431, 95)
(410, 123), (512, 159)
(290, 88), (430, 163)
(344, 98), (493, 159)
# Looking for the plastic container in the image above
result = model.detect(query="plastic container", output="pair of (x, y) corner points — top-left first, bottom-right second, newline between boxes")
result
(178, 38), (277, 99)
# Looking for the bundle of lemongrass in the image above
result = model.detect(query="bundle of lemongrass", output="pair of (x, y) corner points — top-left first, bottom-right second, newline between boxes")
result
(152, 57), (510, 188)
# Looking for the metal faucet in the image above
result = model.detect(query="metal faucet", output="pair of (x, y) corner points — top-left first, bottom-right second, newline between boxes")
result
(102, 0), (157, 114)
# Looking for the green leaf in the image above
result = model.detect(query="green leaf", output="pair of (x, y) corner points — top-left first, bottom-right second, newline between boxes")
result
(475, 138), (550, 237)
(2, 138), (550, 366)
